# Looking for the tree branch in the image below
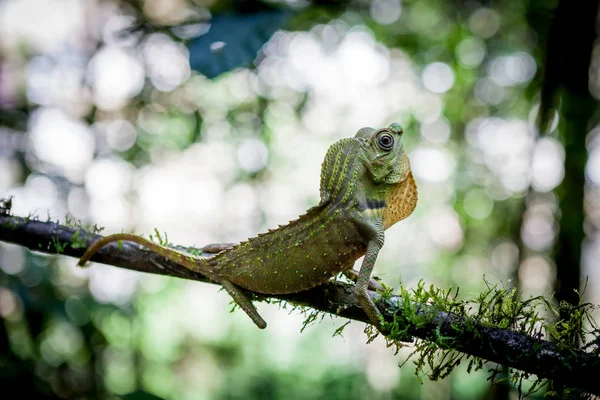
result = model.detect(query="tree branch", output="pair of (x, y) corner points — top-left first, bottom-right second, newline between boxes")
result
(1, 212), (600, 395)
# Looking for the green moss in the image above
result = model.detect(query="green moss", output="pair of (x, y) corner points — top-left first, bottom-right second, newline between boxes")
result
(70, 230), (87, 249)
(149, 228), (169, 246)
(51, 236), (67, 254)
(546, 280), (598, 350)
(64, 214), (104, 235)
(377, 282), (394, 300)
(332, 321), (351, 338)
(365, 277), (600, 398)
(300, 309), (325, 333)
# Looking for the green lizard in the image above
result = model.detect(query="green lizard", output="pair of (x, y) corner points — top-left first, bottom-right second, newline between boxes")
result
(78, 123), (418, 330)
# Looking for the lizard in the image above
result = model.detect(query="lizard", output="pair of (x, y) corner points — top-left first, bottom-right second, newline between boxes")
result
(77, 123), (418, 331)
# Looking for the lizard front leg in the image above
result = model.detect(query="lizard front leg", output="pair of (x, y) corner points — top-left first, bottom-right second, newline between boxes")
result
(352, 219), (386, 330)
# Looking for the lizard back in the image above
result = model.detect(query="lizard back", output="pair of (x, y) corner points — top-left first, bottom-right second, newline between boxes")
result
(208, 204), (367, 294)
(207, 138), (369, 294)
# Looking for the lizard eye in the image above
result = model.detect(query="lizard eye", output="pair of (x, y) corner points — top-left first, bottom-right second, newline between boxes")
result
(376, 132), (394, 151)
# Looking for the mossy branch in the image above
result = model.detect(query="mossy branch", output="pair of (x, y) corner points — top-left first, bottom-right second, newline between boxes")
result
(1, 208), (600, 396)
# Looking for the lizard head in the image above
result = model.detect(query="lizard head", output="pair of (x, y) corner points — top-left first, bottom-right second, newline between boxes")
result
(354, 122), (409, 184)
(355, 123), (417, 229)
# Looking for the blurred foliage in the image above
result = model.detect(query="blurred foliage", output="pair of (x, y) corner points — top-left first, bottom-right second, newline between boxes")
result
(1, 0), (600, 399)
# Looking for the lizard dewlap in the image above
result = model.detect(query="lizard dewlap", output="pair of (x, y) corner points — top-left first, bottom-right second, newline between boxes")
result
(77, 123), (418, 331)
(383, 154), (418, 229)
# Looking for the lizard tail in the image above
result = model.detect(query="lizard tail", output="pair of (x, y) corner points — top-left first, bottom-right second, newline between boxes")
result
(78, 233), (269, 329)
(77, 233), (212, 277)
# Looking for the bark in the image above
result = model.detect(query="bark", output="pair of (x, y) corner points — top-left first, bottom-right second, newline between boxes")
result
(1, 213), (600, 395)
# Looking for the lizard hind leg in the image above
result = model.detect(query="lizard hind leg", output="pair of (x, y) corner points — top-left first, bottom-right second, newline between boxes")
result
(221, 280), (267, 329)
(202, 242), (237, 254)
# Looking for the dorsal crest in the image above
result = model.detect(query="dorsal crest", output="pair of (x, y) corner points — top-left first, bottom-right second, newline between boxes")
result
(318, 138), (362, 205)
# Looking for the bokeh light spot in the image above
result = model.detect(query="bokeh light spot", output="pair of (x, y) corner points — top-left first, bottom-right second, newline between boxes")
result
(101, 119), (138, 152)
(489, 52), (536, 87)
(85, 157), (134, 199)
(237, 138), (269, 173)
(586, 148), (600, 186)
(370, 0), (402, 25)
(426, 207), (463, 250)
(143, 33), (191, 92)
(532, 137), (565, 192)
(29, 108), (95, 182)
(456, 37), (486, 68)
(88, 46), (145, 110)
(410, 147), (456, 183)
(463, 188), (494, 220)
(468, 8), (501, 38)
(422, 62), (454, 93)
(421, 118), (451, 144)
(0, 243), (25, 275)
(519, 256), (554, 291)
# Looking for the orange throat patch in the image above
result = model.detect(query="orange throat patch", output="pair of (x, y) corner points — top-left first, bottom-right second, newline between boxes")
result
(382, 170), (418, 230)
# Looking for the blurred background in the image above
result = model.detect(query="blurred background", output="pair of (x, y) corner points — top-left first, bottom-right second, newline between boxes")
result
(0, 0), (599, 399)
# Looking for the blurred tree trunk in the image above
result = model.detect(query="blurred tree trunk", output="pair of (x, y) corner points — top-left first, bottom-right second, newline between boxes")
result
(542, 0), (599, 395)
(544, 0), (598, 324)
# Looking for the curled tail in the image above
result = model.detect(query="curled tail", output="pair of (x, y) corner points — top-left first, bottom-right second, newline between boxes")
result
(77, 233), (211, 278)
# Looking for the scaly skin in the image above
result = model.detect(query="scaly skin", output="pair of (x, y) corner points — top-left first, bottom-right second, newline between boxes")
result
(78, 123), (418, 330)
